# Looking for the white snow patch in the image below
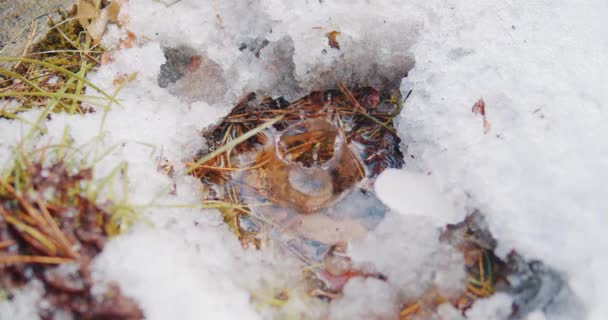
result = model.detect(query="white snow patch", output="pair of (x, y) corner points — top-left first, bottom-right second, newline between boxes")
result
(92, 219), (260, 320)
(0, 281), (44, 320)
(328, 277), (399, 320)
(466, 293), (513, 320)
(349, 212), (466, 300)
(375, 168), (459, 225)
(399, 0), (608, 319)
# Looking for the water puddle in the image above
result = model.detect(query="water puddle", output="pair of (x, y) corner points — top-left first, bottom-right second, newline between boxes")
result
(190, 85), (402, 257)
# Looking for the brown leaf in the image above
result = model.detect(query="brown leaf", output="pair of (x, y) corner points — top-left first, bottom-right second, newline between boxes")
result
(77, 0), (100, 27)
(471, 98), (491, 134)
(471, 99), (486, 116)
(78, 0), (122, 44)
(326, 30), (341, 50)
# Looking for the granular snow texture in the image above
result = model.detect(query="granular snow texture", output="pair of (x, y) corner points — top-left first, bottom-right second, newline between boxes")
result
(1, 0), (607, 319)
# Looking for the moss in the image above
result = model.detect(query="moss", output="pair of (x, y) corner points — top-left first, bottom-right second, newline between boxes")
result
(2, 7), (105, 114)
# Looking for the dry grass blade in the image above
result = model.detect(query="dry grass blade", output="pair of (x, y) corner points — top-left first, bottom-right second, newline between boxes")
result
(186, 114), (284, 174)
(0, 57), (119, 106)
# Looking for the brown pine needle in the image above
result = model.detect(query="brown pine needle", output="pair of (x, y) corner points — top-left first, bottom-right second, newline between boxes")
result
(338, 82), (367, 114)
(400, 302), (421, 318)
(338, 81), (397, 135)
(0, 240), (15, 250)
(0, 254), (73, 265)
(36, 198), (78, 259)
(1, 213), (58, 256)
(0, 178), (47, 228)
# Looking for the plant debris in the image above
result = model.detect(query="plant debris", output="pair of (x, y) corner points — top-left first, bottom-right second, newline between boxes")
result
(325, 31), (341, 50)
(0, 156), (142, 320)
(0, 4), (111, 115)
(188, 84), (403, 243)
(398, 212), (572, 319)
(471, 98), (491, 134)
(77, 0), (122, 44)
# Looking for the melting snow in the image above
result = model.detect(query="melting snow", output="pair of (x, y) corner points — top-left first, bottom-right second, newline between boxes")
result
(1, 0), (607, 319)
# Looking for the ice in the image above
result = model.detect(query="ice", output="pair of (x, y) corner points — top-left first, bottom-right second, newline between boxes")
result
(287, 168), (330, 196)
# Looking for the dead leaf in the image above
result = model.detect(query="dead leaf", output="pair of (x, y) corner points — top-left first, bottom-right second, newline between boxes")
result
(187, 55), (202, 72)
(326, 30), (341, 50)
(100, 51), (114, 65)
(77, 0), (122, 44)
(112, 72), (137, 87)
(471, 99), (486, 116)
(77, 0), (100, 26)
(472, 98), (491, 134)
(119, 30), (137, 49)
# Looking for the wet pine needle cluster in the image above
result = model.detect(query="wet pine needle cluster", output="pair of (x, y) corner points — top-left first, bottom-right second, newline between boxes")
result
(0, 3), (142, 318)
(0, 153), (142, 319)
(187, 83), (404, 239)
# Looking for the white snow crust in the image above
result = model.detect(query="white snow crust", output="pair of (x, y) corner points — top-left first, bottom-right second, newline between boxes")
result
(398, 1), (608, 319)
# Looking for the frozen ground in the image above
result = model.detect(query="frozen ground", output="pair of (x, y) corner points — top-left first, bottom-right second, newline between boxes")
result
(1, 0), (607, 319)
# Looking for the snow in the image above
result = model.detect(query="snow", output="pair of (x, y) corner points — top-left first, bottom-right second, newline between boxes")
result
(349, 212), (465, 300)
(1, 0), (607, 319)
(328, 277), (399, 320)
(374, 168), (459, 225)
(465, 293), (513, 320)
(91, 213), (260, 320)
(397, 1), (608, 319)
(0, 281), (43, 320)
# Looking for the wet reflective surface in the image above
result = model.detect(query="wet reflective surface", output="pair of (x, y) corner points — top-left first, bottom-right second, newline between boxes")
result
(192, 86), (403, 257)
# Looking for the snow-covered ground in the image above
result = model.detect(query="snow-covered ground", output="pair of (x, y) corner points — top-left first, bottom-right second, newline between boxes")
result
(1, 0), (606, 319)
